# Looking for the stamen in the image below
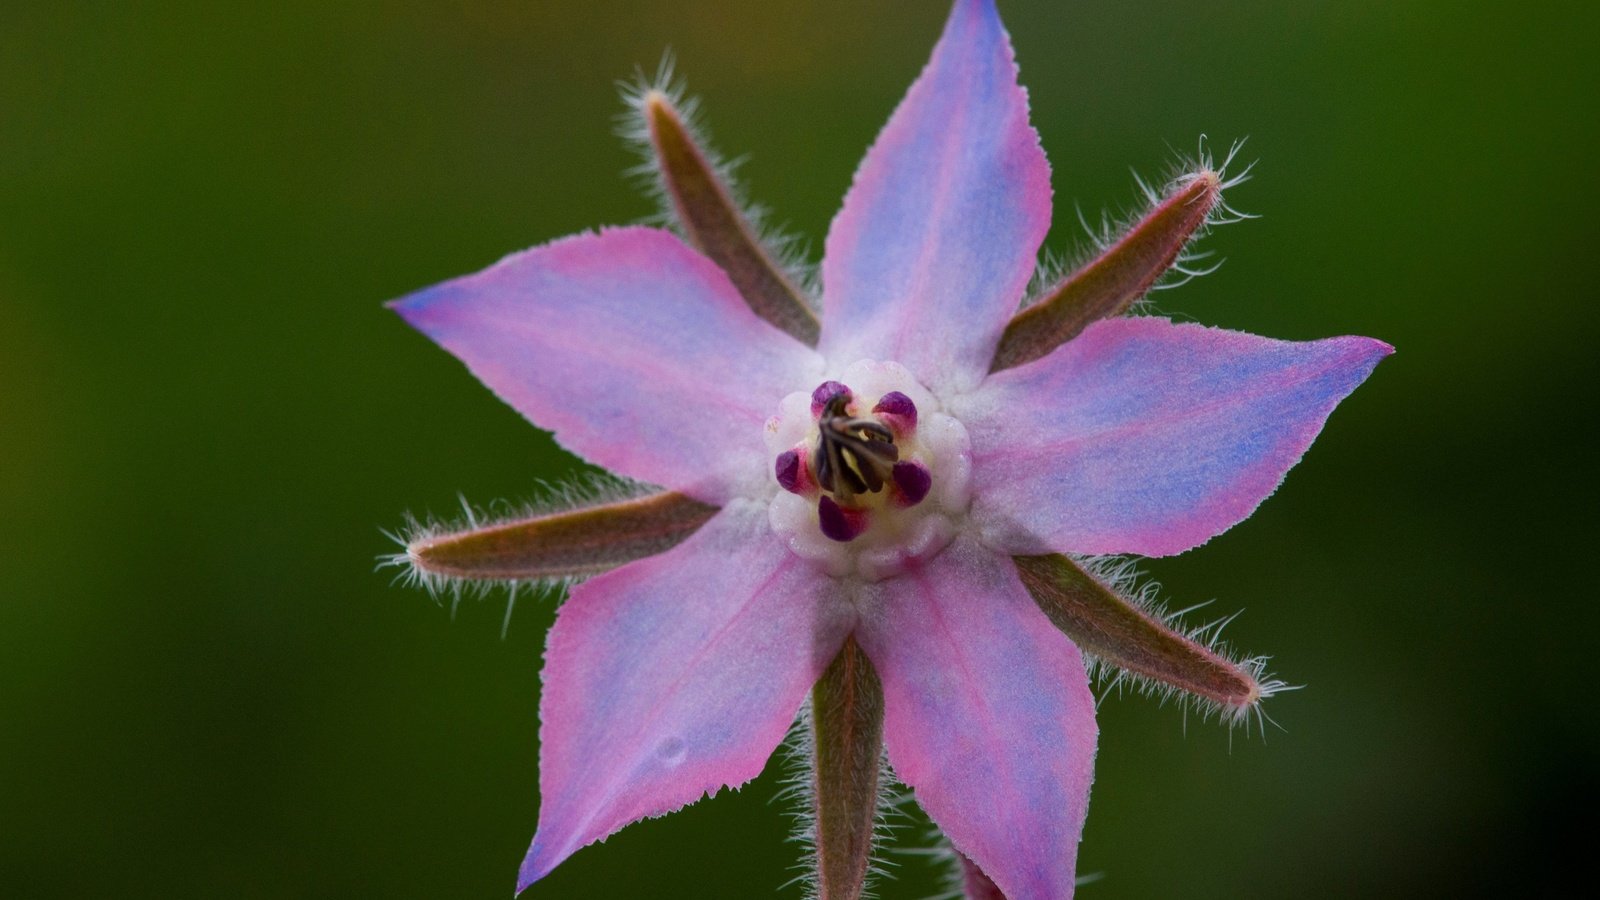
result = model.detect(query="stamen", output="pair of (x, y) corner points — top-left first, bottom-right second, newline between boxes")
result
(890, 461), (931, 506)
(817, 496), (867, 542)
(811, 381), (852, 418)
(774, 448), (804, 494)
(814, 393), (899, 503)
(765, 369), (969, 579)
(871, 390), (917, 436)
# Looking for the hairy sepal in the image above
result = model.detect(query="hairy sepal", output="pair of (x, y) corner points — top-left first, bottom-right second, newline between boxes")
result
(620, 65), (820, 345)
(395, 489), (717, 587)
(1014, 553), (1276, 722)
(777, 700), (900, 899)
(992, 170), (1221, 371)
(809, 636), (886, 900)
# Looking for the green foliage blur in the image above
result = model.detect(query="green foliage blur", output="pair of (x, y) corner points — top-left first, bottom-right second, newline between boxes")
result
(4, 1), (1595, 896)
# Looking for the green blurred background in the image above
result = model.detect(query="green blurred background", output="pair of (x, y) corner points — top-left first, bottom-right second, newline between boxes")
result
(4, 0), (1595, 896)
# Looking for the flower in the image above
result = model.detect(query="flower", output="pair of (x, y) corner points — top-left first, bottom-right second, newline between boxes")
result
(388, 1), (1390, 897)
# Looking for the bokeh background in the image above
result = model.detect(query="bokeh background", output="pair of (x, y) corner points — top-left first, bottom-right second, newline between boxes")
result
(5, 0), (1596, 897)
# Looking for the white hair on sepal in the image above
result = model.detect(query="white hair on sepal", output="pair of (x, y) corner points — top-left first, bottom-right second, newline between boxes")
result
(1022, 135), (1257, 314)
(615, 51), (821, 305)
(866, 769), (912, 893)
(1020, 243), (1077, 310)
(890, 821), (966, 900)
(375, 473), (660, 634)
(1142, 135), (1258, 298)
(1073, 553), (1298, 742)
(775, 701), (821, 897)
(775, 702), (906, 899)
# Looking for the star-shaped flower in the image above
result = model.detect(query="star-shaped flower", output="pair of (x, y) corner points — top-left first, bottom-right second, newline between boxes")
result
(389, 1), (1390, 897)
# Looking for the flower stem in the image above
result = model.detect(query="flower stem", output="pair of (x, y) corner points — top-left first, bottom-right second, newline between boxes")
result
(811, 636), (884, 900)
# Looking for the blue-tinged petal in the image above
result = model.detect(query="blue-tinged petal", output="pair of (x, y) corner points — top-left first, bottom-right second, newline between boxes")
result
(954, 316), (1392, 557)
(519, 502), (853, 890)
(819, 0), (1051, 392)
(855, 535), (1096, 900)
(392, 227), (823, 504)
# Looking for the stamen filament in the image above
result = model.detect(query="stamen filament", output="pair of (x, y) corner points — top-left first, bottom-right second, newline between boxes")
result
(815, 393), (899, 503)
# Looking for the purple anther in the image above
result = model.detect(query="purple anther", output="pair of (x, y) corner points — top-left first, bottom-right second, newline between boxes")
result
(810, 380), (853, 418)
(872, 390), (918, 436)
(891, 460), (932, 507)
(775, 449), (803, 494)
(817, 495), (867, 542)
(872, 391), (917, 421)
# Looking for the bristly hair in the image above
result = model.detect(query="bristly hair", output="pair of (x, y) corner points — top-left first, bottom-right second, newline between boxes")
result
(376, 472), (657, 637)
(1025, 135), (1257, 315)
(1072, 553), (1298, 742)
(615, 52), (821, 306)
(775, 702), (907, 899)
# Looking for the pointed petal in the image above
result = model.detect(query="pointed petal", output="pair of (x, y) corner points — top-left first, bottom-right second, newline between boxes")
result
(519, 503), (853, 889)
(810, 636), (885, 900)
(644, 92), (820, 345)
(818, 0), (1050, 392)
(405, 491), (717, 582)
(392, 227), (823, 504)
(991, 172), (1221, 372)
(1015, 554), (1262, 712)
(855, 536), (1096, 900)
(955, 317), (1392, 557)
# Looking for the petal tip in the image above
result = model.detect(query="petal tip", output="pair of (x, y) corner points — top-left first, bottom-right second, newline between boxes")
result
(386, 280), (457, 331)
(1337, 334), (1396, 374)
(1337, 333), (1394, 357)
(385, 286), (428, 317)
(516, 836), (561, 894)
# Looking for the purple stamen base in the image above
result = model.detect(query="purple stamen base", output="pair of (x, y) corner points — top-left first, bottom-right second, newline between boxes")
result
(775, 449), (803, 493)
(872, 391), (916, 417)
(891, 460), (932, 507)
(811, 381), (853, 418)
(872, 390), (918, 432)
(817, 496), (868, 542)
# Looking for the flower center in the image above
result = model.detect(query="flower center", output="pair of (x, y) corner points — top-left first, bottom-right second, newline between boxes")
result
(764, 360), (971, 581)
(813, 389), (899, 503)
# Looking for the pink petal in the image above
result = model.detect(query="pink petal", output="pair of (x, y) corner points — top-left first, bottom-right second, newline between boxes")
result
(855, 536), (1096, 900)
(519, 504), (853, 889)
(818, 0), (1051, 393)
(392, 227), (823, 504)
(956, 316), (1393, 557)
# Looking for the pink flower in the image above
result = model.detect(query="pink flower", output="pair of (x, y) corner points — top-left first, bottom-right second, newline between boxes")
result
(389, 1), (1389, 897)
